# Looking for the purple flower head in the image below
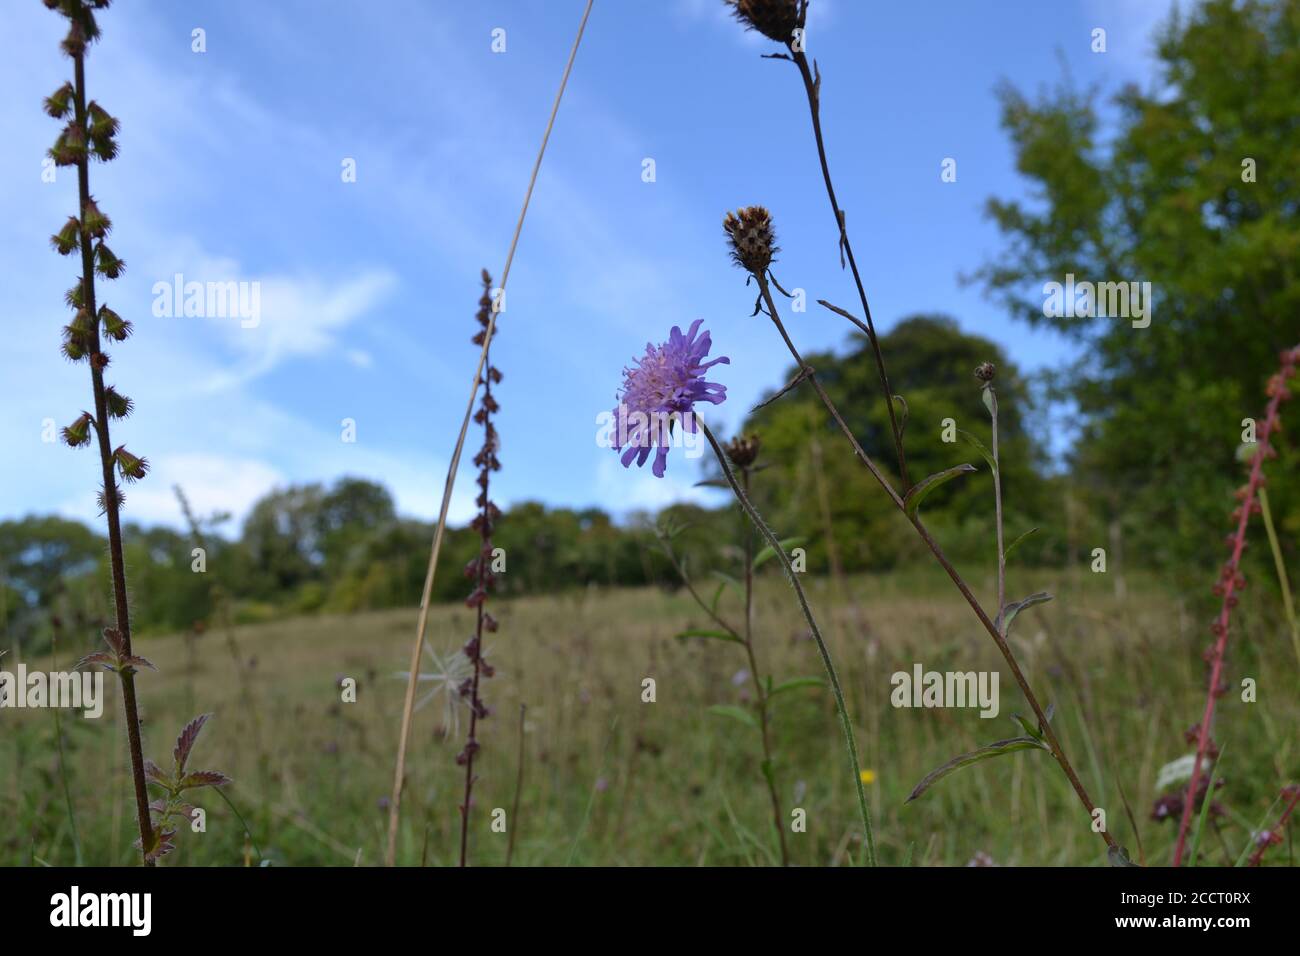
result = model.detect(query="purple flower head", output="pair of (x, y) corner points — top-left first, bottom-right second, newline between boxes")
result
(612, 319), (728, 478)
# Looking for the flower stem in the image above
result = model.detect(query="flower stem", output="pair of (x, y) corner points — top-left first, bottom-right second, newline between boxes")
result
(741, 465), (790, 866)
(72, 48), (155, 867)
(700, 420), (877, 866)
(789, 48), (909, 491)
(752, 272), (1114, 851)
(988, 386), (1006, 634)
(1258, 487), (1300, 670)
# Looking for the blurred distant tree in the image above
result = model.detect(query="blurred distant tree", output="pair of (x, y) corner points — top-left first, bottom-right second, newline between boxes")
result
(740, 314), (1054, 570)
(974, 0), (1300, 571)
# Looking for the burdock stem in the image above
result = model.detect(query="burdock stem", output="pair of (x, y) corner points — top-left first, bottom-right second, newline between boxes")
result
(789, 48), (909, 490)
(700, 421), (876, 866)
(741, 465), (790, 866)
(72, 50), (155, 867)
(752, 272), (1114, 851)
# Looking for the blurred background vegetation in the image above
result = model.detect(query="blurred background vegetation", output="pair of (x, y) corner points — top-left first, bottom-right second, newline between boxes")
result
(2, 0), (1297, 655)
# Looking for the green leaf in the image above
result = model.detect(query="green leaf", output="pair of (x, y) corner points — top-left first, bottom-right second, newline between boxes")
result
(709, 581), (726, 615)
(1003, 527), (1040, 561)
(1001, 591), (1053, 633)
(675, 628), (742, 645)
(768, 676), (826, 700)
(753, 536), (806, 570)
(1108, 845), (1139, 867)
(981, 385), (996, 418)
(1010, 712), (1044, 742)
(708, 704), (759, 731)
(957, 429), (997, 475)
(903, 464), (977, 519)
(893, 394), (909, 435)
(1187, 746), (1224, 867)
(906, 736), (1048, 802)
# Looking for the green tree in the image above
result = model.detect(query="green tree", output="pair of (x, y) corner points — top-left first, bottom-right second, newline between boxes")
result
(975, 0), (1300, 570)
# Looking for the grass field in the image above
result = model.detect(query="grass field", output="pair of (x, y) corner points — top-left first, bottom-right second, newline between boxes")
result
(4, 568), (1297, 867)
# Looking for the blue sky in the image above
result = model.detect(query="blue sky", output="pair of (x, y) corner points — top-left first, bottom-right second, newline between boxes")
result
(0, 0), (1179, 532)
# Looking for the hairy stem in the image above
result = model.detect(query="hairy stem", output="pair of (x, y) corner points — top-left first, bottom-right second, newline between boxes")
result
(72, 50), (155, 867)
(753, 272), (1114, 851)
(701, 421), (876, 866)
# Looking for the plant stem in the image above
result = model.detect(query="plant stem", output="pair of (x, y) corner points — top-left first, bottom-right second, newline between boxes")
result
(700, 421), (876, 866)
(72, 49), (155, 867)
(742, 466), (790, 867)
(1258, 487), (1300, 669)
(506, 703), (526, 866)
(988, 386), (1007, 633)
(789, 49), (909, 490)
(752, 272), (1114, 850)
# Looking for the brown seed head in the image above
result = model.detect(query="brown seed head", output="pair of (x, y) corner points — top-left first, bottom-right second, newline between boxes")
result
(725, 434), (762, 469)
(974, 362), (996, 383)
(723, 206), (777, 275)
(726, 0), (803, 45)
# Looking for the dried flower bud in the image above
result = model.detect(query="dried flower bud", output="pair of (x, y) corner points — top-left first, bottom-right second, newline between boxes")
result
(974, 362), (996, 383)
(87, 101), (119, 139)
(723, 205), (777, 275)
(726, 0), (802, 45)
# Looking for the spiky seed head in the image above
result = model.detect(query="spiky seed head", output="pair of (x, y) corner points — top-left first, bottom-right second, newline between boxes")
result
(82, 197), (111, 238)
(725, 433), (762, 469)
(95, 243), (124, 279)
(44, 82), (74, 119)
(725, 0), (803, 45)
(974, 362), (996, 383)
(113, 446), (148, 482)
(99, 305), (131, 341)
(62, 412), (94, 447)
(104, 386), (133, 420)
(723, 205), (777, 275)
(51, 216), (81, 255)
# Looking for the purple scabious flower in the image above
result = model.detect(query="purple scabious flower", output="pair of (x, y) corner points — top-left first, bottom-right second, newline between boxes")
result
(612, 319), (728, 478)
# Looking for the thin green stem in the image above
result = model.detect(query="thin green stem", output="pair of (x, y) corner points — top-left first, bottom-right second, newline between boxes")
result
(700, 420), (876, 866)
(988, 386), (1006, 634)
(1258, 487), (1300, 669)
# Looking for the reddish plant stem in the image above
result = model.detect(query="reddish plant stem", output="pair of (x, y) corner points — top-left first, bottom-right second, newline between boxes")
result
(1248, 786), (1300, 867)
(1174, 347), (1298, 865)
(71, 48), (155, 867)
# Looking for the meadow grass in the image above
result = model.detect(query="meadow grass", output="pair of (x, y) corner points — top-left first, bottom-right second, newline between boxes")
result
(6, 567), (1295, 866)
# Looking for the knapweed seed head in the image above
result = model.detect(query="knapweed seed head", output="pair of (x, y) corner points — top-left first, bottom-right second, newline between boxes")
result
(974, 362), (996, 383)
(723, 205), (777, 276)
(725, 433), (762, 469)
(612, 319), (729, 478)
(725, 0), (803, 45)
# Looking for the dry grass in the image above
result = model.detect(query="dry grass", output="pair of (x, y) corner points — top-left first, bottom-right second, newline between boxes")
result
(5, 568), (1296, 866)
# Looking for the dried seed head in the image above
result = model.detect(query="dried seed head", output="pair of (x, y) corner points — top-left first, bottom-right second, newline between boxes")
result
(974, 362), (996, 383)
(723, 205), (777, 275)
(726, 0), (803, 45)
(62, 412), (94, 447)
(725, 433), (762, 469)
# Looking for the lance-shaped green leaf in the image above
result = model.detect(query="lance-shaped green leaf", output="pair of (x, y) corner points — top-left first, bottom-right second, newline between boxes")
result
(768, 676), (826, 700)
(957, 429), (997, 475)
(675, 628), (742, 645)
(708, 704), (759, 731)
(906, 735), (1049, 802)
(753, 536), (806, 570)
(1001, 591), (1054, 633)
(1010, 712), (1045, 742)
(1003, 527), (1040, 561)
(904, 464), (976, 519)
